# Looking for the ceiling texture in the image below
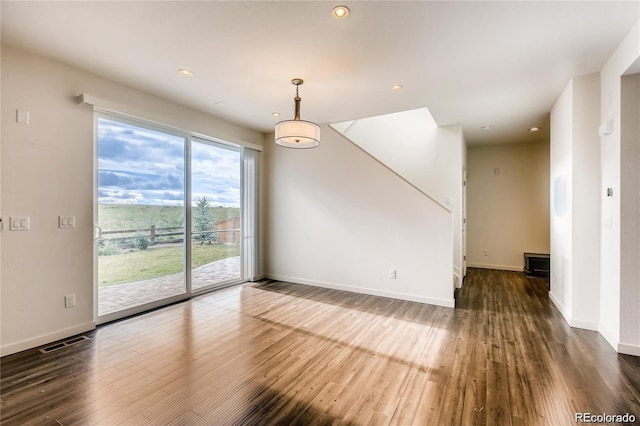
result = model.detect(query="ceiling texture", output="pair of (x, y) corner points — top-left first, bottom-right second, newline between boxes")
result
(1, 1), (638, 146)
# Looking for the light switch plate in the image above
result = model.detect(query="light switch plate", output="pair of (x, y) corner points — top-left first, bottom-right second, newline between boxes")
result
(10, 216), (30, 231)
(59, 216), (76, 229)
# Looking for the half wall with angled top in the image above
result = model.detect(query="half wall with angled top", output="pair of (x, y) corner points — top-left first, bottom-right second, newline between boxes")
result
(331, 108), (466, 284)
(263, 121), (455, 307)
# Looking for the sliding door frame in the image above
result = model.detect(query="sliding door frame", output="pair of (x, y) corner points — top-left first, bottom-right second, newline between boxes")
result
(94, 111), (249, 325)
(190, 136), (244, 294)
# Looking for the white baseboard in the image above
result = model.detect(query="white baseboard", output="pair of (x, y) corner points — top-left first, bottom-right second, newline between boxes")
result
(595, 326), (640, 356)
(598, 324), (618, 352)
(453, 271), (462, 289)
(548, 291), (570, 322)
(548, 293), (600, 331)
(618, 342), (640, 356)
(467, 263), (523, 272)
(569, 319), (599, 331)
(266, 274), (455, 308)
(1, 321), (96, 357)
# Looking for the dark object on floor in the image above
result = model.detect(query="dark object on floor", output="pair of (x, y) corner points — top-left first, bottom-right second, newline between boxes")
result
(524, 252), (550, 280)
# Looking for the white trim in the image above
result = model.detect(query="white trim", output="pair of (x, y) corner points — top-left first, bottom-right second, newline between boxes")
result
(251, 273), (266, 282)
(549, 291), (571, 322)
(241, 148), (260, 281)
(453, 271), (463, 289)
(617, 342), (640, 356)
(1, 322), (96, 357)
(548, 293), (599, 331)
(598, 324), (619, 352)
(266, 274), (455, 308)
(185, 135), (193, 295)
(569, 319), (599, 331)
(467, 262), (523, 272)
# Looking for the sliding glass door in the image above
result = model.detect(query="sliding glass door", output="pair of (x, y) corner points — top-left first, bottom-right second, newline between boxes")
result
(95, 115), (252, 323)
(190, 139), (242, 291)
(96, 117), (187, 319)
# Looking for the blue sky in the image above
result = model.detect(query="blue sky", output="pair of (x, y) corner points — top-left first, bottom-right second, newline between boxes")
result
(98, 118), (240, 207)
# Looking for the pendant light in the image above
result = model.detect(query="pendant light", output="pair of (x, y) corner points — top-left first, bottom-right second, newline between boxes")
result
(275, 78), (320, 148)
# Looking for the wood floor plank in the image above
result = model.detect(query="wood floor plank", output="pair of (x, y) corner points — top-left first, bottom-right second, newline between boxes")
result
(2, 269), (639, 425)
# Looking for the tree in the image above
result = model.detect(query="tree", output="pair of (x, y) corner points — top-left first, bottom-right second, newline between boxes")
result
(194, 196), (216, 244)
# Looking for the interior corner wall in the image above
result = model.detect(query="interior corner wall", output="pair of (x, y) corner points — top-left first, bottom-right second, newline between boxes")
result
(0, 45), (263, 356)
(263, 125), (454, 308)
(599, 20), (639, 354)
(549, 74), (601, 330)
(466, 141), (550, 271)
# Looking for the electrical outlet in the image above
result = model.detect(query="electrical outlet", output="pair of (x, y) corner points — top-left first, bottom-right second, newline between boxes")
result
(65, 294), (76, 308)
(483, 249), (489, 256)
(389, 268), (397, 279)
(16, 109), (30, 125)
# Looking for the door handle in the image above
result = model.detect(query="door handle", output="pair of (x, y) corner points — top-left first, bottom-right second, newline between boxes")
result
(95, 225), (102, 240)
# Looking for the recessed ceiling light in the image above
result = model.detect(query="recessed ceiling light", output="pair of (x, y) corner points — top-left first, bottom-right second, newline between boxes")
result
(481, 125), (492, 130)
(529, 126), (542, 132)
(178, 68), (193, 77)
(272, 112), (281, 117)
(332, 5), (350, 19)
(392, 84), (403, 91)
(214, 101), (225, 106)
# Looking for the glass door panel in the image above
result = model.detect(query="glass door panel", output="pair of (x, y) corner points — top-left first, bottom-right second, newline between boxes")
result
(191, 139), (242, 291)
(97, 117), (186, 318)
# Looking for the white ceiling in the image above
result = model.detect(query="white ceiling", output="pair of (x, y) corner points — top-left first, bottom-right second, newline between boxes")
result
(1, 1), (638, 145)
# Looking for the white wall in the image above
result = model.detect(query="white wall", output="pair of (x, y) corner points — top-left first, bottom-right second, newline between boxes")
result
(331, 108), (465, 283)
(571, 74), (601, 329)
(549, 74), (601, 330)
(467, 142), (550, 271)
(0, 45), (263, 356)
(619, 72), (640, 352)
(550, 82), (573, 313)
(264, 125), (454, 307)
(600, 21), (640, 355)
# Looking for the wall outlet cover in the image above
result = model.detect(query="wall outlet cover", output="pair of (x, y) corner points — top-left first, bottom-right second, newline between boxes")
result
(65, 294), (76, 308)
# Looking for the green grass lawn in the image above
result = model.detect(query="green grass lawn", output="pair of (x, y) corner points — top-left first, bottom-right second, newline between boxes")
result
(99, 204), (239, 230)
(98, 244), (240, 287)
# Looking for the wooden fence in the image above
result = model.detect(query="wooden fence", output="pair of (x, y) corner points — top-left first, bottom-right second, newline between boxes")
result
(213, 217), (241, 244)
(101, 217), (240, 246)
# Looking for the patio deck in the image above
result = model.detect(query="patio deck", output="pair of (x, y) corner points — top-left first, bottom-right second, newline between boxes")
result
(98, 256), (241, 316)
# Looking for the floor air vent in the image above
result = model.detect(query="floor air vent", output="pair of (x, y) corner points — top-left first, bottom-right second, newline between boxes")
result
(39, 335), (90, 354)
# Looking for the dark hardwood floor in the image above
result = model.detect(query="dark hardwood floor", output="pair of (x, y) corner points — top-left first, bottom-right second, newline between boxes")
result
(1, 268), (639, 425)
